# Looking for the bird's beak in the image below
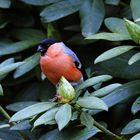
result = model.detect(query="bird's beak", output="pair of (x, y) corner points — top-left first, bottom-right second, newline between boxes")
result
(37, 45), (42, 52)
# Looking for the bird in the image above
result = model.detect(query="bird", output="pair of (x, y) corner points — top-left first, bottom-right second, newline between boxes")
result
(37, 38), (94, 92)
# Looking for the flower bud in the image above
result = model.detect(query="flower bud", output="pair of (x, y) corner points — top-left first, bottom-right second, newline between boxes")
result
(124, 18), (140, 44)
(58, 76), (76, 103)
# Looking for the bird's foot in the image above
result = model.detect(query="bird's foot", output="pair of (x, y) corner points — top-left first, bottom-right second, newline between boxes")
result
(49, 94), (62, 102)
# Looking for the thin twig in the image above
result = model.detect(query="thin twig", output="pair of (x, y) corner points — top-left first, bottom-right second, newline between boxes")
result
(94, 120), (126, 140)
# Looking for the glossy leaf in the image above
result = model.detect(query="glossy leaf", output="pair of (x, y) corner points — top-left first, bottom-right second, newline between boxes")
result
(6, 101), (38, 112)
(0, 84), (3, 96)
(0, 62), (24, 76)
(11, 28), (46, 42)
(0, 127), (21, 140)
(128, 52), (140, 65)
(0, 0), (11, 8)
(93, 50), (140, 80)
(121, 119), (140, 135)
(0, 58), (14, 67)
(39, 127), (100, 140)
(76, 96), (108, 111)
(21, 0), (60, 5)
(71, 111), (79, 121)
(0, 58), (15, 80)
(0, 41), (36, 56)
(80, 112), (94, 128)
(40, 0), (83, 23)
(34, 107), (59, 127)
(131, 133), (140, 140)
(14, 53), (40, 78)
(131, 97), (140, 114)
(10, 120), (31, 130)
(80, 0), (105, 37)
(10, 102), (57, 122)
(130, 0), (140, 25)
(55, 104), (72, 131)
(105, 0), (120, 5)
(104, 17), (130, 35)
(77, 75), (112, 91)
(0, 124), (10, 129)
(93, 83), (122, 97)
(86, 32), (131, 41)
(94, 45), (136, 64)
(90, 80), (140, 115)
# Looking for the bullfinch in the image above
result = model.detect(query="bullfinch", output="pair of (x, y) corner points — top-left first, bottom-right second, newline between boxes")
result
(37, 38), (93, 92)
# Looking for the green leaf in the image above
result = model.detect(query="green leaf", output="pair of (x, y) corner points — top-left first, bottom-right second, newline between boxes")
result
(77, 75), (112, 91)
(6, 101), (38, 112)
(80, 0), (105, 37)
(76, 96), (108, 111)
(105, 0), (120, 5)
(86, 32), (131, 41)
(10, 120), (31, 130)
(34, 107), (59, 127)
(93, 83), (122, 97)
(55, 104), (72, 131)
(0, 0), (11, 8)
(14, 53), (40, 78)
(9, 102), (57, 122)
(131, 97), (140, 114)
(11, 28), (46, 42)
(94, 45), (136, 64)
(130, 0), (140, 25)
(0, 124), (10, 129)
(91, 80), (140, 115)
(121, 119), (140, 135)
(131, 133), (140, 140)
(39, 127), (100, 140)
(93, 50), (140, 80)
(0, 58), (14, 68)
(0, 41), (37, 56)
(0, 84), (3, 96)
(40, 0), (83, 23)
(104, 17), (130, 35)
(128, 52), (140, 65)
(70, 127), (100, 140)
(0, 58), (15, 80)
(21, 0), (60, 5)
(0, 62), (24, 76)
(71, 111), (79, 121)
(80, 112), (94, 129)
(125, 18), (140, 44)
(45, 120), (56, 125)
(0, 126), (21, 140)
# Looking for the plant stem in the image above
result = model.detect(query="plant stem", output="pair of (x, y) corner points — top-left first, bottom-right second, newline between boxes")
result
(94, 120), (126, 140)
(0, 105), (10, 120)
(0, 105), (30, 140)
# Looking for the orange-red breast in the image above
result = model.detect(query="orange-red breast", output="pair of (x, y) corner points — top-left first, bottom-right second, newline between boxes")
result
(37, 38), (83, 86)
